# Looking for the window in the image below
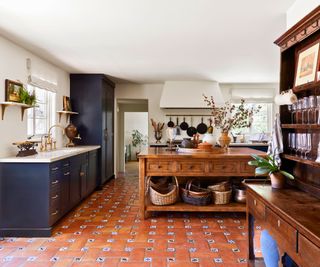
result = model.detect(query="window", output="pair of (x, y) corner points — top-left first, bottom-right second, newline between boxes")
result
(231, 103), (273, 135)
(27, 85), (56, 137)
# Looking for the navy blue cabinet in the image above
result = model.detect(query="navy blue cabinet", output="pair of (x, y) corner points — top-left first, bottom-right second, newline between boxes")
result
(0, 149), (98, 237)
(70, 74), (115, 186)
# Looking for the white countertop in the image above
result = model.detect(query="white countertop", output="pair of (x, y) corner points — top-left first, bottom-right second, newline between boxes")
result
(0, 146), (100, 163)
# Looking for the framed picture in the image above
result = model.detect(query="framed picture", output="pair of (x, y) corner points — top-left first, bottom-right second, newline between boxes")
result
(63, 96), (72, 111)
(295, 42), (320, 86)
(5, 79), (23, 102)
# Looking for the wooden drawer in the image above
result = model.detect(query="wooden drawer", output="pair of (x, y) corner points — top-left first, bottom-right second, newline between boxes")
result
(146, 160), (174, 173)
(178, 161), (205, 174)
(266, 207), (297, 254)
(298, 234), (320, 267)
(240, 161), (255, 175)
(247, 193), (266, 220)
(209, 160), (239, 175)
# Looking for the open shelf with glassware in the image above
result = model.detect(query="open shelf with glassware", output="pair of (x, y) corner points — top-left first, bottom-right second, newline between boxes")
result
(0, 101), (38, 121)
(274, 8), (320, 197)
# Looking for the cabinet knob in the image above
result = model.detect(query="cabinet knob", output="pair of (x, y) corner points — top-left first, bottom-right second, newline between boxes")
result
(80, 172), (85, 177)
(158, 165), (161, 169)
(253, 199), (257, 206)
(189, 165), (194, 170)
(51, 180), (59, 185)
(277, 220), (281, 227)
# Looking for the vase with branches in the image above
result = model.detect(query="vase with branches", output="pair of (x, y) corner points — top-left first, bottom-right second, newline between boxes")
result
(203, 95), (261, 149)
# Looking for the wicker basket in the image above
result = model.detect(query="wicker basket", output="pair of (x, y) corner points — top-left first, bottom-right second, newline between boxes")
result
(180, 179), (212, 206)
(147, 176), (179, 206)
(211, 190), (232, 205)
(207, 181), (231, 192)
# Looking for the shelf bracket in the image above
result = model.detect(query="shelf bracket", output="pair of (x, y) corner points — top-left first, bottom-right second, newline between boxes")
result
(1, 104), (8, 120)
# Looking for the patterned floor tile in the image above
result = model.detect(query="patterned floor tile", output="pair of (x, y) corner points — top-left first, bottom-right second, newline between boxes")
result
(0, 162), (261, 267)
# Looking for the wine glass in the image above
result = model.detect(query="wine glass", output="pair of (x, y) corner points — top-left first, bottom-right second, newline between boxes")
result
(302, 97), (309, 124)
(291, 103), (297, 124)
(305, 133), (312, 160)
(296, 99), (303, 124)
(308, 95), (316, 124)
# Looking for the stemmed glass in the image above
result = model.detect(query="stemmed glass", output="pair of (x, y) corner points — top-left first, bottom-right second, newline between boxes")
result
(291, 103), (297, 124)
(302, 97), (309, 124)
(316, 96), (320, 124)
(304, 133), (312, 159)
(296, 99), (303, 124)
(308, 96), (316, 124)
(288, 105), (292, 124)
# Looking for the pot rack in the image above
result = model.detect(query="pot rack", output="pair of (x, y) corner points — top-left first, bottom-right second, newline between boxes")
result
(165, 114), (212, 117)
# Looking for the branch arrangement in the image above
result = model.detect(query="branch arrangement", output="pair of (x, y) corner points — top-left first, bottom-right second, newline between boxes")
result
(203, 95), (261, 133)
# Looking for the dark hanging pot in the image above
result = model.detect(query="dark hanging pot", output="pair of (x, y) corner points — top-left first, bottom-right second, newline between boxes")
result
(180, 117), (189, 130)
(167, 117), (174, 128)
(196, 117), (208, 134)
(187, 117), (197, 137)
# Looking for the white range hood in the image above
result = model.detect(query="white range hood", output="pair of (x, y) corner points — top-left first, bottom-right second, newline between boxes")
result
(160, 81), (224, 109)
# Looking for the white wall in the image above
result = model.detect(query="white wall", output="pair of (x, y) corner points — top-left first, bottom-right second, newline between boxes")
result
(124, 112), (148, 160)
(287, 0), (319, 29)
(0, 36), (70, 157)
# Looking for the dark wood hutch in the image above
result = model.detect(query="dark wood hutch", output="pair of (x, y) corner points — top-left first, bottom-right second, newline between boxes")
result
(246, 6), (320, 267)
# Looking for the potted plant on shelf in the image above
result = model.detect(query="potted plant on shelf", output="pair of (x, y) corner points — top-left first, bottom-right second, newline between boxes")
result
(131, 130), (147, 160)
(203, 96), (261, 149)
(19, 87), (36, 106)
(248, 154), (294, 189)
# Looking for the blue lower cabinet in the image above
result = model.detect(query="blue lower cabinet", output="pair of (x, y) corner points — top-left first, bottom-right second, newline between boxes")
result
(0, 150), (98, 237)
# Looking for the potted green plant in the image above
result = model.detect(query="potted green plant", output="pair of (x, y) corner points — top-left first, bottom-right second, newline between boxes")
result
(248, 154), (294, 189)
(19, 87), (36, 106)
(131, 130), (147, 160)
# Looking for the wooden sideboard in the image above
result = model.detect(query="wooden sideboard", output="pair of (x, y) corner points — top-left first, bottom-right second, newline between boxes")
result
(138, 147), (265, 219)
(246, 182), (320, 267)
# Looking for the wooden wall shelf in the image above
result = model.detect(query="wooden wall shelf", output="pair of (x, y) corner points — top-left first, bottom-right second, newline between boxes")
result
(282, 124), (320, 129)
(292, 80), (320, 93)
(0, 102), (37, 121)
(57, 110), (79, 123)
(282, 154), (320, 168)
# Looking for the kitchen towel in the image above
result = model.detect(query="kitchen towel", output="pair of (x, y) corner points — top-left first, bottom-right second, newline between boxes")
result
(268, 113), (283, 165)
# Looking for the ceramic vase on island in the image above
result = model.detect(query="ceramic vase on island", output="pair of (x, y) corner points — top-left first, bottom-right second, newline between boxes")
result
(202, 133), (216, 146)
(218, 131), (231, 150)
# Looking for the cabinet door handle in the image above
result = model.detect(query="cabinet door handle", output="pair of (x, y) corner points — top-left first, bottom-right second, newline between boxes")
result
(51, 167), (59, 171)
(64, 172), (70, 176)
(63, 163), (69, 167)
(51, 180), (59, 185)
(253, 199), (257, 206)
(277, 220), (281, 227)
(51, 210), (59, 216)
(51, 194), (59, 200)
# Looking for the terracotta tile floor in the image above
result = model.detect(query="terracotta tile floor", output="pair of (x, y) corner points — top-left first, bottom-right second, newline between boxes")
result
(0, 162), (261, 266)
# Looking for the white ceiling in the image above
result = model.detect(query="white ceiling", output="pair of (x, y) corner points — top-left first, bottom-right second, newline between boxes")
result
(0, 0), (295, 83)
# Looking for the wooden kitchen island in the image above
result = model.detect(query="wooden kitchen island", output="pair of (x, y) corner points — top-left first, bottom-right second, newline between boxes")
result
(138, 147), (265, 219)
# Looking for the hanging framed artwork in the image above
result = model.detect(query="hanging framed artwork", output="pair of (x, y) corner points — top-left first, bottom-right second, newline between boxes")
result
(294, 42), (320, 86)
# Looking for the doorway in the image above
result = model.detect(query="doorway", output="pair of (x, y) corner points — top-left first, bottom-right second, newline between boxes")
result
(116, 99), (148, 177)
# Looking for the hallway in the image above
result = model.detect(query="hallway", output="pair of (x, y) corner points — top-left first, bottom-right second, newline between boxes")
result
(0, 171), (254, 266)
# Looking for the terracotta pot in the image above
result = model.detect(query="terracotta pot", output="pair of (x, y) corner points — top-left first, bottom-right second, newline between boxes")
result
(218, 131), (231, 149)
(269, 172), (285, 189)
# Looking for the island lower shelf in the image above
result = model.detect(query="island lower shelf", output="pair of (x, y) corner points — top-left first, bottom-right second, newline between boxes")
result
(146, 201), (246, 212)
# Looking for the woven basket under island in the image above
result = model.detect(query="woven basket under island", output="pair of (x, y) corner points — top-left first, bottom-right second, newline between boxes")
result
(138, 147), (266, 219)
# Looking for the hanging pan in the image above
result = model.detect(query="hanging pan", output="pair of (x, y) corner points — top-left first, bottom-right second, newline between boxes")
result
(196, 117), (208, 134)
(175, 117), (181, 135)
(180, 117), (189, 131)
(187, 117), (197, 137)
(167, 117), (174, 128)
